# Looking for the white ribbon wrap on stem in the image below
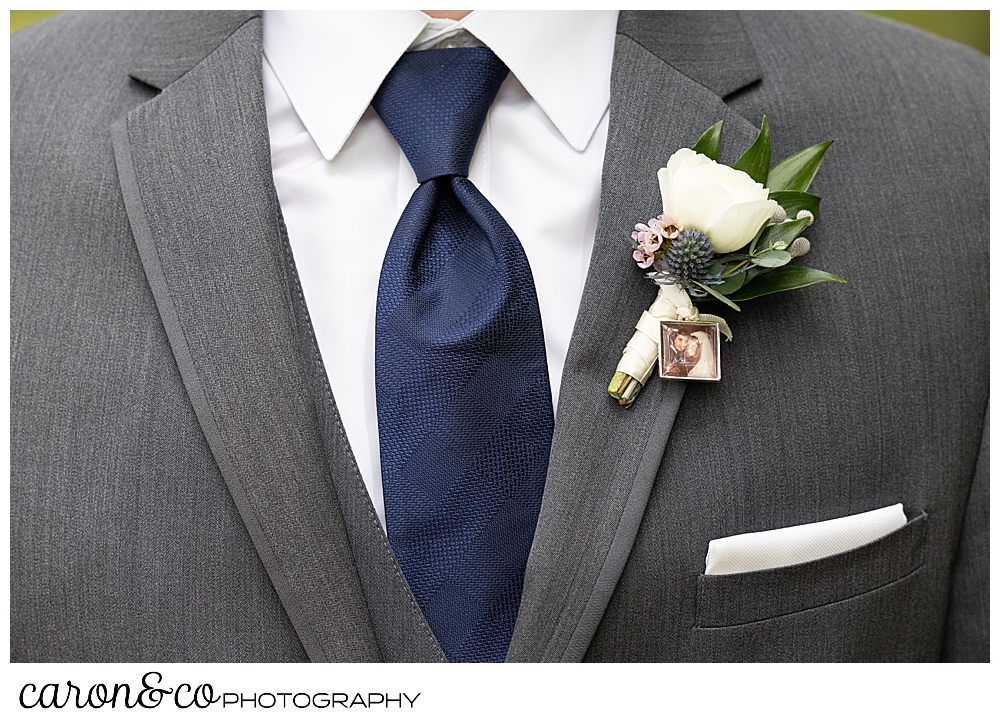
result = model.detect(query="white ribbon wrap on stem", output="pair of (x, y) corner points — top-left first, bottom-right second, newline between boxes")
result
(616, 284), (697, 384)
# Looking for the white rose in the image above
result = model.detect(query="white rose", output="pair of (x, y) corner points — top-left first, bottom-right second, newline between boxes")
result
(657, 148), (778, 254)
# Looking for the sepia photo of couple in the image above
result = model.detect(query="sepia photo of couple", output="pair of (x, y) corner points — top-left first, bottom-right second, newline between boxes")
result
(660, 321), (720, 381)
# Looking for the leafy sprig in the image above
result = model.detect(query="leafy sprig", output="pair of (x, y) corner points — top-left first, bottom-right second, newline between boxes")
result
(651, 117), (845, 307)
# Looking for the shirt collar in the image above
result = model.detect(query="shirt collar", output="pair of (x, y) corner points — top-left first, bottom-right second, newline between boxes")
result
(262, 10), (618, 160)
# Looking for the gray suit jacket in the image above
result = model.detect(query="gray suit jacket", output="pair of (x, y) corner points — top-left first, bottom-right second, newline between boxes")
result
(11, 11), (989, 662)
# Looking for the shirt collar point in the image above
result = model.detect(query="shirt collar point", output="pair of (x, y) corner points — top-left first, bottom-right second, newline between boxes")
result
(542, 101), (609, 154)
(318, 136), (344, 163)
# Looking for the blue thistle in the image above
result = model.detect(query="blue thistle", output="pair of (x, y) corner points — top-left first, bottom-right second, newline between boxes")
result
(660, 230), (714, 283)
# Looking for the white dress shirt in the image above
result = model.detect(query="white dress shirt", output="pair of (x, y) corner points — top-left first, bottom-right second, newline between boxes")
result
(262, 10), (618, 528)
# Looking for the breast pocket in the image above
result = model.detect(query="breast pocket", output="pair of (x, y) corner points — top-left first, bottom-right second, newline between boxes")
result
(695, 512), (927, 628)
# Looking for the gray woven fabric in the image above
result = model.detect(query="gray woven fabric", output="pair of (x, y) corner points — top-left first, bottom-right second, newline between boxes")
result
(940, 404), (989, 661)
(11, 10), (988, 662)
(11, 12), (307, 662)
(567, 12), (989, 663)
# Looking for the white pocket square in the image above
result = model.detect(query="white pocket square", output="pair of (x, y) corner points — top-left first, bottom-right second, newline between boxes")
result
(704, 503), (907, 575)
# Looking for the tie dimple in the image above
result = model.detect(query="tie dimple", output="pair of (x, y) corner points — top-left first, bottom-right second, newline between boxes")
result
(372, 48), (554, 663)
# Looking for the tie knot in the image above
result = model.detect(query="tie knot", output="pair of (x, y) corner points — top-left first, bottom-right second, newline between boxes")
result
(371, 47), (509, 183)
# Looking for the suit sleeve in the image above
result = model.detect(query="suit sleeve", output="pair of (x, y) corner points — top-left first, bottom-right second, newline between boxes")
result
(940, 402), (989, 661)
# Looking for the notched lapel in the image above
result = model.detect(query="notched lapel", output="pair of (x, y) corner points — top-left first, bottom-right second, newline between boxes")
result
(510, 15), (761, 662)
(617, 11), (762, 100)
(127, 10), (260, 90)
(112, 16), (381, 662)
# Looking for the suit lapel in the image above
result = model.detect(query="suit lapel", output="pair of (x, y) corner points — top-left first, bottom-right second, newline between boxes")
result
(112, 14), (381, 662)
(509, 11), (762, 662)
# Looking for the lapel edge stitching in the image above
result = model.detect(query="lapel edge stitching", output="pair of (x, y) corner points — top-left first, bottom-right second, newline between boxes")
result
(275, 215), (447, 663)
(559, 383), (687, 662)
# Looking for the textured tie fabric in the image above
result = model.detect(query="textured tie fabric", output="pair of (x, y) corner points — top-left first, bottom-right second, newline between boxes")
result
(371, 48), (554, 663)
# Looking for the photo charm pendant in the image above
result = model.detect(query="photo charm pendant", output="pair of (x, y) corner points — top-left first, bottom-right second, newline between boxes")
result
(660, 320), (721, 382)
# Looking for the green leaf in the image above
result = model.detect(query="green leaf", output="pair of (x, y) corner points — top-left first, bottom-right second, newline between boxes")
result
(727, 266), (846, 301)
(742, 266), (764, 285)
(766, 140), (834, 193)
(692, 120), (723, 160)
(694, 281), (742, 311)
(768, 190), (820, 220)
(752, 216), (812, 254)
(697, 314), (733, 342)
(733, 116), (771, 185)
(754, 250), (791, 268)
(710, 271), (747, 296)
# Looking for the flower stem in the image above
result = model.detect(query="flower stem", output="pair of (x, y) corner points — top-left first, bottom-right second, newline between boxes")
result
(608, 371), (642, 408)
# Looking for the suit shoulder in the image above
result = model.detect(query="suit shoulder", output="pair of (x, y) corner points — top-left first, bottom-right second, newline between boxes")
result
(12, 12), (149, 81)
(11, 11), (260, 107)
(738, 11), (987, 103)
(11, 12), (157, 128)
(726, 10), (987, 169)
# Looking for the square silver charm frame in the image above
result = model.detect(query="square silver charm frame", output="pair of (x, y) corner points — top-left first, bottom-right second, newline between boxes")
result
(659, 320), (722, 382)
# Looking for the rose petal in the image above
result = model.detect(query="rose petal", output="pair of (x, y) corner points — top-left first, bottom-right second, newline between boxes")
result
(658, 149), (713, 216)
(657, 167), (675, 217)
(701, 162), (766, 200)
(705, 199), (778, 253)
(671, 164), (734, 232)
(665, 148), (707, 174)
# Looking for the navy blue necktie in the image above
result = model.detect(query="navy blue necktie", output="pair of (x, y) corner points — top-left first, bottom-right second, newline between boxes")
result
(371, 48), (554, 663)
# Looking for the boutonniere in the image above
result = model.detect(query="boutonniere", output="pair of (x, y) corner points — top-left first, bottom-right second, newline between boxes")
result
(609, 117), (846, 407)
